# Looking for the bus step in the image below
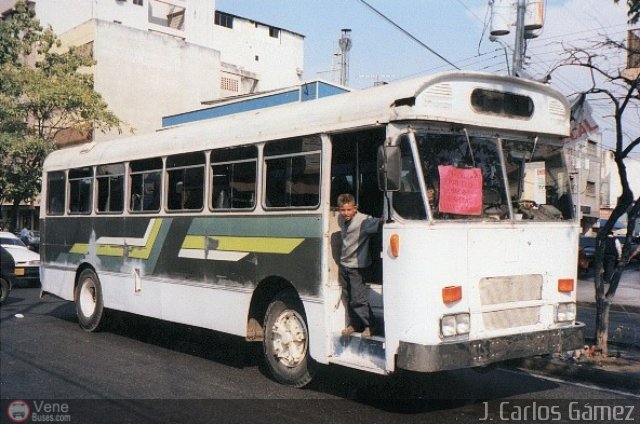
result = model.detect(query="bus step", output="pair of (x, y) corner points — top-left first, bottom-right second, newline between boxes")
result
(330, 332), (386, 373)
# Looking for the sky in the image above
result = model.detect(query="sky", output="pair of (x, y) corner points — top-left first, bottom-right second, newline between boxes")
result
(215, 0), (636, 155)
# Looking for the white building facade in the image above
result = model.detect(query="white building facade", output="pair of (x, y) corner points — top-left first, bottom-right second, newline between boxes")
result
(563, 96), (602, 232)
(0, 0), (304, 141)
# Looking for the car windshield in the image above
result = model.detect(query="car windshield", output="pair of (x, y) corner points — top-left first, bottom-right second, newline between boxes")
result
(0, 237), (27, 247)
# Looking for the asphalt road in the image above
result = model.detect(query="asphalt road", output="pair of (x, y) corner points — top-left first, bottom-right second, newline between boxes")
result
(1, 288), (638, 424)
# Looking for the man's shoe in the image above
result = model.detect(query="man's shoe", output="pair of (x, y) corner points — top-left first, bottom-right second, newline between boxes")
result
(361, 327), (371, 338)
(341, 325), (356, 336)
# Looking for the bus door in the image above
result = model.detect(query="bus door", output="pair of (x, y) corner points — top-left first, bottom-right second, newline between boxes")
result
(326, 129), (387, 373)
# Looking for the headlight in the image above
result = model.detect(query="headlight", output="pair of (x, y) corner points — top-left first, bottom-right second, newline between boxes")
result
(556, 302), (576, 322)
(441, 313), (470, 338)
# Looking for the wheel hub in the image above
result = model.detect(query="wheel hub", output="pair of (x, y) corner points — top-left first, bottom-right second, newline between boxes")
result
(79, 280), (97, 316)
(271, 310), (307, 367)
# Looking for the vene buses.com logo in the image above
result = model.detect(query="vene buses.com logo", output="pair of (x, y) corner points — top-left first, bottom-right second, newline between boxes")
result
(7, 400), (30, 423)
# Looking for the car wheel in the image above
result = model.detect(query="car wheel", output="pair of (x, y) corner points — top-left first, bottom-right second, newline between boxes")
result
(263, 291), (315, 387)
(75, 269), (108, 332)
(0, 277), (9, 304)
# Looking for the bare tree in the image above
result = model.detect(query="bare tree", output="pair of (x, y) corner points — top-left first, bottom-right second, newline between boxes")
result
(550, 36), (640, 355)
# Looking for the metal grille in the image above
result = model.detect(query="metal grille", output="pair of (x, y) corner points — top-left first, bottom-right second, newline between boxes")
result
(548, 99), (566, 117)
(221, 77), (239, 92)
(483, 306), (541, 330)
(479, 274), (542, 305)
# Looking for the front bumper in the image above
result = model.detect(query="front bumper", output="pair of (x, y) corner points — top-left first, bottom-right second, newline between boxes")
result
(13, 265), (40, 285)
(397, 322), (585, 372)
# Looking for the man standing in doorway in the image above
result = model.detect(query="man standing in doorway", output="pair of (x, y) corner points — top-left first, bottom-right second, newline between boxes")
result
(337, 193), (382, 338)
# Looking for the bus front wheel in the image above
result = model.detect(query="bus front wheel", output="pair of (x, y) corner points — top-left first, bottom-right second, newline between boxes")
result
(263, 291), (315, 387)
(75, 269), (108, 332)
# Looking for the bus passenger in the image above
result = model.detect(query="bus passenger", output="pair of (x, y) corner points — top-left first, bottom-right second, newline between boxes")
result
(337, 193), (383, 338)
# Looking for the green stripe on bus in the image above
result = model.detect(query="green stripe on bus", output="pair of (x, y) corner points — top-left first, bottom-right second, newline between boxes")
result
(187, 216), (322, 238)
(182, 235), (304, 254)
(68, 218), (164, 260)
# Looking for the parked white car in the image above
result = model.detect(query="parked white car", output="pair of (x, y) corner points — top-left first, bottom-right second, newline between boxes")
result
(0, 231), (40, 286)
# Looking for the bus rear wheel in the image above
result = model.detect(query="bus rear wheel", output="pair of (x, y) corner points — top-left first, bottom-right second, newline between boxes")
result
(263, 291), (315, 387)
(75, 269), (108, 332)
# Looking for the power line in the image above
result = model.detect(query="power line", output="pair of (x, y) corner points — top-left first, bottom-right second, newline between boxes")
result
(356, 0), (460, 70)
(453, 0), (485, 23)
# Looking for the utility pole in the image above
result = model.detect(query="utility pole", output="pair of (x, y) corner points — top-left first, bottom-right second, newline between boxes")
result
(512, 0), (527, 76)
(338, 29), (352, 86)
(490, 0), (544, 77)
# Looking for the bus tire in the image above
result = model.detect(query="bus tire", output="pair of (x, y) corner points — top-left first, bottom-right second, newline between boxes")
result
(0, 277), (9, 304)
(263, 291), (315, 387)
(75, 269), (108, 332)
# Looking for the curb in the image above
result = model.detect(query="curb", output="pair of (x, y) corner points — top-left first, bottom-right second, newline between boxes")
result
(509, 356), (640, 393)
(577, 301), (640, 315)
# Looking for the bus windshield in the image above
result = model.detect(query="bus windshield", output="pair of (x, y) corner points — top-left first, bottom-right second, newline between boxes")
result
(393, 129), (573, 222)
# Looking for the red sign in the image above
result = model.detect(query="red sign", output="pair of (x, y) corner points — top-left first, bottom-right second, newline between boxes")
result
(438, 165), (483, 215)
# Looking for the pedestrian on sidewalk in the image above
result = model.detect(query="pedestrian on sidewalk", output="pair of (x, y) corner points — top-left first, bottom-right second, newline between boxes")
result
(337, 193), (383, 338)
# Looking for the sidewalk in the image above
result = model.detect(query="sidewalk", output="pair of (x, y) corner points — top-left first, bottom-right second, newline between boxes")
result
(514, 263), (640, 394)
(577, 262), (640, 314)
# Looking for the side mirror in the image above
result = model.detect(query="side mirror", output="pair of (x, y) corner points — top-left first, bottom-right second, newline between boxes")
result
(377, 144), (401, 191)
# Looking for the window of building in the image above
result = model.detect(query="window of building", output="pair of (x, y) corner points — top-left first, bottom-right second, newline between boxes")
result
(133, 0), (143, 5)
(215, 11), (234, 29)
(47, 172), (66, 216)
(264, 137), (321, 208)
(166, 152), (205, 211)
(167, 9), (185, 30)
(211, 146), (257, 210)
(68, 167), (94, 214)
(221, 77), (239, 92)
(269, 27), (280, 38)
(130, 158), (162, 212)
(97, 163), (125, 214)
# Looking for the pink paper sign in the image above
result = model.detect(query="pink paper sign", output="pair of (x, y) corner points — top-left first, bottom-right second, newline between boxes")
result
(438, 165), (483, 215)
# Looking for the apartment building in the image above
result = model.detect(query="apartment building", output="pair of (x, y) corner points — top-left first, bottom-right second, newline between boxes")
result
(0, 0), (305, 142)
(563, 95), (602, 232)
(0, 0), (304, 230)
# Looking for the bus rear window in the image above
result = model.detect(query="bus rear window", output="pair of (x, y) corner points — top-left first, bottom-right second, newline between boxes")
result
(47, 172), (66, 215)
(471, 89), (534, 118)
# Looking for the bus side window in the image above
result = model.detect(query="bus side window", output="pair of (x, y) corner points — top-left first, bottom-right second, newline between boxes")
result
(129, 158), (162, 213)
(47, 171), (66, 215)
(68, 167), (94, 215)
(166, 152), (205, 212)
(264, 137), (321, 209)
(211, 146), (257, 211)
(96, 164), (125, 214)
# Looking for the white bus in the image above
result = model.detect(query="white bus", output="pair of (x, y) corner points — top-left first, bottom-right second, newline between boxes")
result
(40, 71), (584, 387)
